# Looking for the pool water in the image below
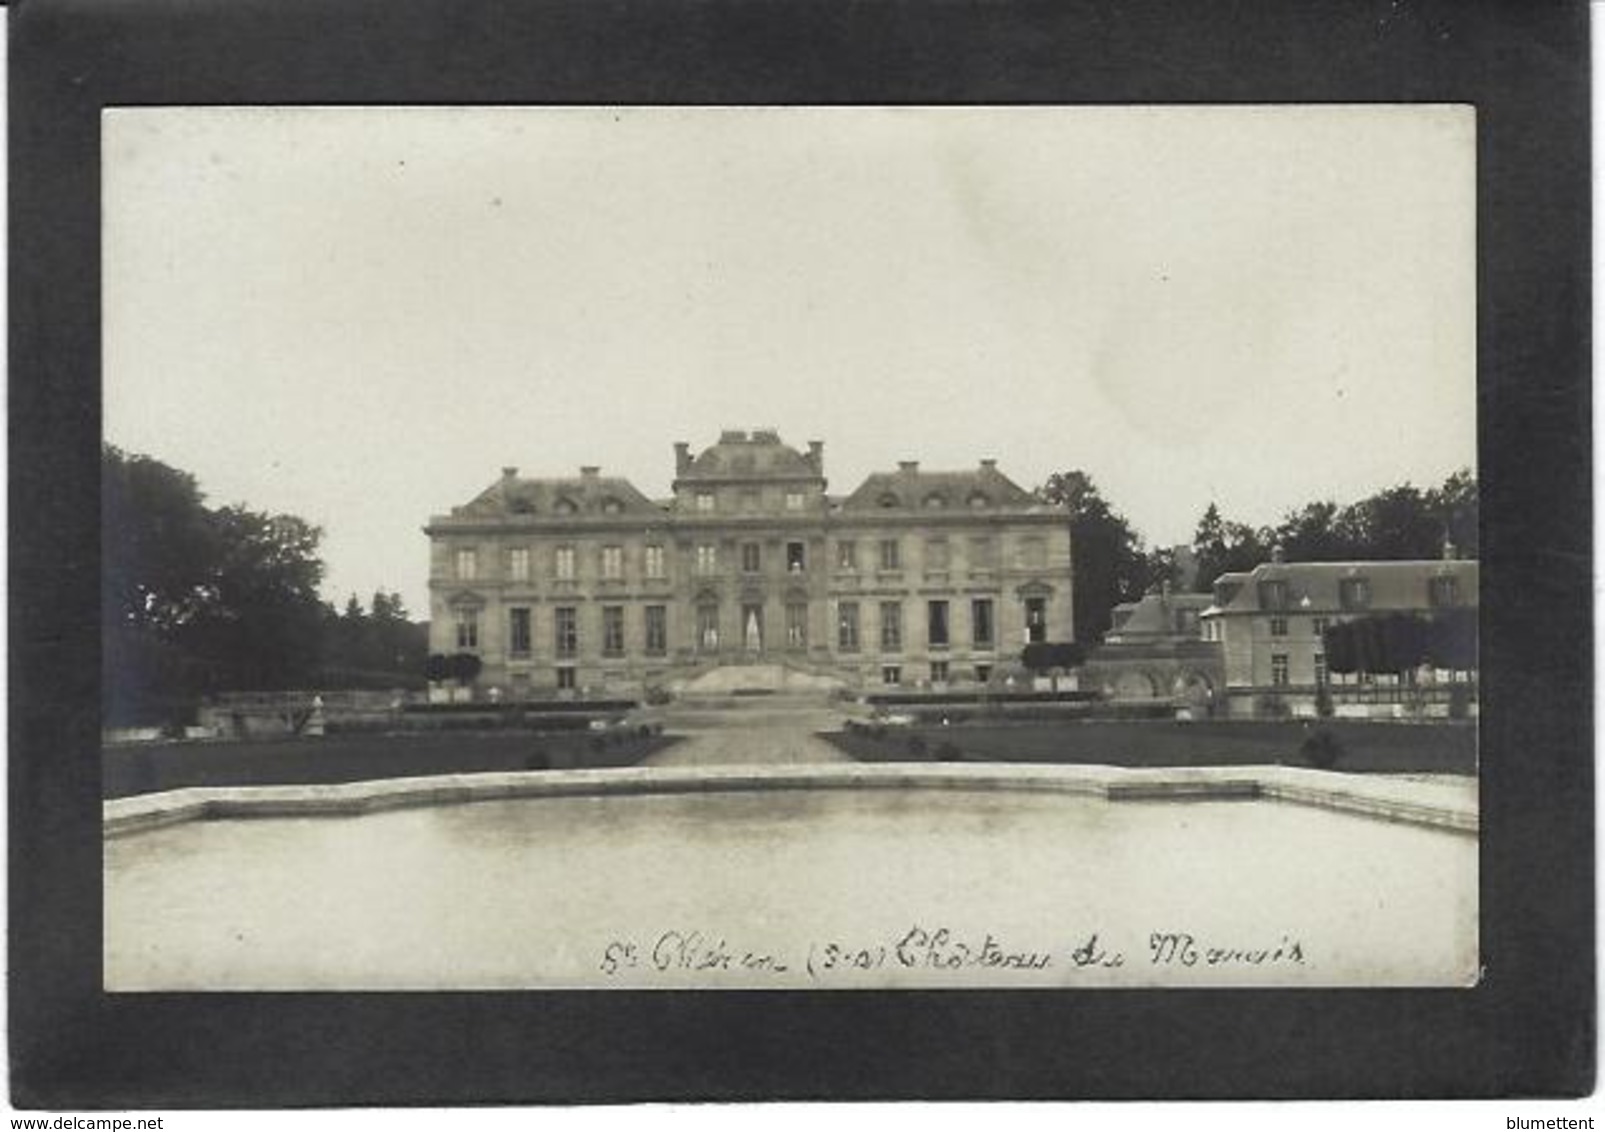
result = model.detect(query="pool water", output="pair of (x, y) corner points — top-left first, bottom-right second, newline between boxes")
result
(105, 788), (1476, 990)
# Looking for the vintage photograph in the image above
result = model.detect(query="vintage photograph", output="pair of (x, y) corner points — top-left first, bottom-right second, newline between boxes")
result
(100, 105), (1477, 991)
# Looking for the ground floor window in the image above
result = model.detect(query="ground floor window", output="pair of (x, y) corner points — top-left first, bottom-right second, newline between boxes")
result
(880, 602), (902, 652)
(455, 608), (479, 650)
(1025, 597), (1047, 643)
(556, 666), (576, 690)
(1313, 652), (1328, 686)
(786, 603), (808, 647)
(602, 606), (625, 657)
(1271, 653), (1289, 686)
(697, 605), (720, 650)
(838, 602), (860, 652)
(555, 607), (577, 658)
(930, 660), (949, 684)
(971, 599), (994, 648)
(508, 607), (531, 657)
(927, 600), (949, 648)
(645, 606), (667, 655)
(741, 603), (764, 650)
(975, 664), (992, 684)
(881, 665), (902, 686)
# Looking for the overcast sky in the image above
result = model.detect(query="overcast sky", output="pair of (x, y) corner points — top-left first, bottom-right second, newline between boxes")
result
(104, 105), (1475, 617)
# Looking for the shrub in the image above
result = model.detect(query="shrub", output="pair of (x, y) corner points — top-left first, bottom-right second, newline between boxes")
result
(524, 747), (549, 771)
(644, 685), (673, 706)
(1301, 728), (1344, 771)
(588, 736), (607, 756)
(906, 734), (927, 757)
(1447, 683), (1472, 720)
(1254, 693), (1291, 719)
(935, 740), (963, 761)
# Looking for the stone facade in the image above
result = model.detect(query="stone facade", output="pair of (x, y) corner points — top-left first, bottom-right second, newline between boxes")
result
(424, 430), (1073, 697)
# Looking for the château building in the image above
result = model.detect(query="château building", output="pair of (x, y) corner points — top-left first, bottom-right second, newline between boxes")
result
(424, 430), (1073, 697)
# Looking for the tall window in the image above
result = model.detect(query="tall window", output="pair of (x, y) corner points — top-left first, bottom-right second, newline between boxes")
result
(925, 539), (949, 571)
(1314, 652), (1328, 686)
(1271, 654), (1289, 686)
(455, 608), (479, 650)
(927, 600), (950, 648)
(881, 665), (902, 686)
(741, 542), (762, 573)
(602, 606), (625, 657)
(1312, 617), (1330, 638)
(645, 606), (667, 655)
(601, 545), (624, 579)
(930, 660), (950, 684)
(786, 542), (806, 573)
(971, 599), (995, 648)
(556, 666), (576, 691)
(696, 544), (718, 575)
(555, 607), (577, 658)
(644, 544), (666, 578)
(697, 605), (720, 650)
(507, 547), (530, 582)
(695, 491), (715, 512)
(837, 541), (858, 570)
(555, 546), (576, 580)
(786, 603), (808, 647)
(1025, 597), (1047, 643)
(455, 548), (478, 580)
(1269, 616), (1288, 637)
(879, 602), (903, 652)
(508, 608), (531, 656)
(879, 539), (901, 571)
(837, 602), (860, 652)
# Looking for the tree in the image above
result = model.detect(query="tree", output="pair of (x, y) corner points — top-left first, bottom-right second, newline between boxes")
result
(1037, 471), (1152, 643)
(1191, 503), (1272, 592)
(102, 445), (331, 715)
(1021, 642), (1086, 672)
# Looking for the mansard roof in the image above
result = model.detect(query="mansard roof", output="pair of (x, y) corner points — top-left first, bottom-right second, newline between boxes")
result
(1204, 558), (1479, 617)
(451, 470), (663, 519)
(839, 462), (1039, 512)
(678, 429), (823, 481)
(1105, 590), (1215, 643)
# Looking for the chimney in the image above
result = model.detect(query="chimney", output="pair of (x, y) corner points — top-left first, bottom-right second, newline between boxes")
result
(898, 460), (919, 475)
(501, 466), (518, 480)
(1442, 537), (1457, 560)
(674, 442), (691, 476)
(979, 458), (997, 472)
(1270, 544), (1285, 565)
(808, 440), (824, 472)
(580, 465), (600, 480)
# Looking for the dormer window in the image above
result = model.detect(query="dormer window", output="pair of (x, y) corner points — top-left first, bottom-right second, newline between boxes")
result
(510, 497), (535, 515)
(877, 492), (901, 509)
(968, 492), (990, 508)
(923, 493), (947, 509)
(695, 491), (715, 513)
(785, 491), (804, 511)
(1339, 577), (1371, 611)
(1257, 580), (1289, 611)
(601, 497), (623, 515)
(554, 497), (578, 516)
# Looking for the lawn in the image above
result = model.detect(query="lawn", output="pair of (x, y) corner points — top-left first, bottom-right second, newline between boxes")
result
(104, 730), (678, 799)
(823, 719), (1476, 775)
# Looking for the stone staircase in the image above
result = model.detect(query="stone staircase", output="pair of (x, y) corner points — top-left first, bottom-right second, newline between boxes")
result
(672, 663), (846, 698)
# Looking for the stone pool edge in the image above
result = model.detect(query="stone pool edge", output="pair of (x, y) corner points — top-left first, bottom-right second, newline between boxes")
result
(104, 763), (1477, 838)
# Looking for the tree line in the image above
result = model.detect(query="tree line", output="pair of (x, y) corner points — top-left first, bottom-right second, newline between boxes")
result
(1036, 468), (1477, 643)
(103, 445), (426, 726)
